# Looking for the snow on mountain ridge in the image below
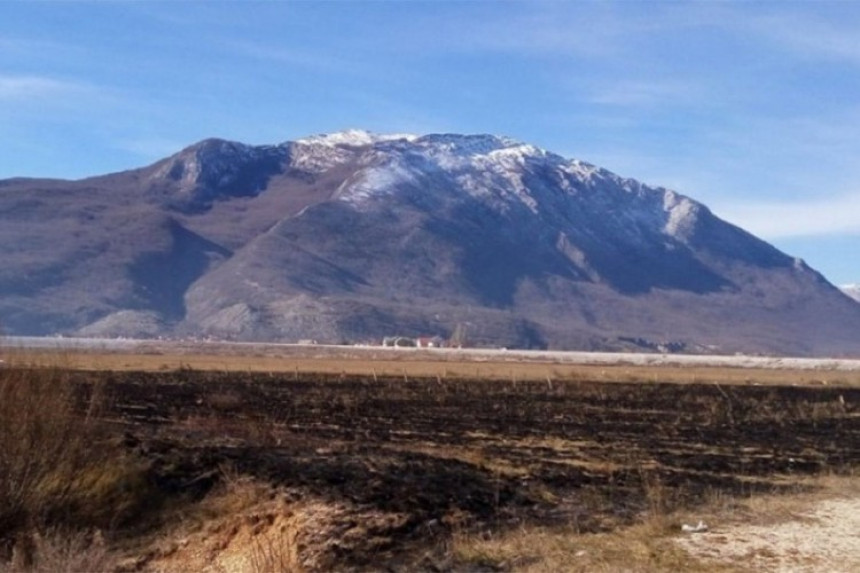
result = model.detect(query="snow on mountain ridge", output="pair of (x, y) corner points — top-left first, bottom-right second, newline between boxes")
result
(290, 130), (417, 173)
(561, 159), (602, 182)
(296, 129), (418, 147)
(842, 285), (860, 302)
(325, 133), (554, 213)
(413, 133), (523, 157)
(663, 190), (702, 240)
(288, 131), (631, 195)
(289, 141), (355, 174)
(11, 128), (860, 355)
(304, 131), (702, 228)
(153, 130), (704, 241)
(335, 160), (418, 207)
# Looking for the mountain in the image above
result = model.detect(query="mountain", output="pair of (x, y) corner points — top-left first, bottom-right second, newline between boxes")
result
(842, 285), (860, 303)
(2, 129), (860, 356)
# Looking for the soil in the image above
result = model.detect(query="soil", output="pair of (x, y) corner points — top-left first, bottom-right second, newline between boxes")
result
(58, 369), (860, 571)
(676, 496), (860, 572)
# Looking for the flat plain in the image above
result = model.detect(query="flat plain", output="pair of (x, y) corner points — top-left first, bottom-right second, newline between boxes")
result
(1, 342), (858, 571)
(6, 339), (860, 386)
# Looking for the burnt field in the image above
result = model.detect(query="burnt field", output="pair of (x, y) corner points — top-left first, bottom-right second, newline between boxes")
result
(57, 369), (856, 571)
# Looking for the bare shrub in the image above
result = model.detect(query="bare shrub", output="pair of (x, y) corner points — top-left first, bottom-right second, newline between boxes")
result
(248, 527), (302, 573)
(193, 469), (304, 573)
(0, 529), (116, 573)
(0, 363), (143, 561)
(0, 367), (93, 533)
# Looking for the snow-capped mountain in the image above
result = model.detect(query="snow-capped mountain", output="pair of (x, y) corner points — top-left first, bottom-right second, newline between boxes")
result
(842, 285), (860, 303)
(2, 130), (860, 356)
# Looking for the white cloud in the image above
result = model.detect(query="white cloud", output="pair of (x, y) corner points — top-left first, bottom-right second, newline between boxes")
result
(0, 75), (87, 100)
(586, 79), (707, 108)
(112, 136), (188, 160)
(395, 1), (643, 60)
(742, 10), (860, 65)
(229, 41), (359, 75)
(713, 193), (860, 239)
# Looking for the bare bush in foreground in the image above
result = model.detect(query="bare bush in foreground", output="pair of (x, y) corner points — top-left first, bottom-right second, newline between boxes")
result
(0, 363), (141, 566)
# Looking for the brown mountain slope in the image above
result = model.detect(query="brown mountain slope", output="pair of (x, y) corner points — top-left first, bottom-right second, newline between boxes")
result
(1, 131), (858, 356)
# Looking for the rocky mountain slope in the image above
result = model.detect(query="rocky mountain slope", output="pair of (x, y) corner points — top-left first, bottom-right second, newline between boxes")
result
(2, 130), (859, 356)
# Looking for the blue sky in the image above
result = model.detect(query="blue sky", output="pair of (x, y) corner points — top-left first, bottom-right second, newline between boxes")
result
(2, 1), (858, 285)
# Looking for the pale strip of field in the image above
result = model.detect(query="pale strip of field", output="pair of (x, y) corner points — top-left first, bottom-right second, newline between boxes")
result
(3, 337), (860, 387)
(676, 479), (860, 573)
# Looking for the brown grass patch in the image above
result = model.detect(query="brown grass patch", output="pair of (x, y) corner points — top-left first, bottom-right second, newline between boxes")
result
(9, 345), (860, 387)
(0, 529), (116, 573)
(451, 521), (727, 572)
(0, 354), (856, 571)
(450, 474), (860, 572)
(0, 359), (152, 569)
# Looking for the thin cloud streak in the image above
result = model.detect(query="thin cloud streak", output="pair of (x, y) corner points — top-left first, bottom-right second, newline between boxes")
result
(586, 79), (708, 108)
(714, 193), (860, 239)
(228, 41), (360, 76)
(423, 2), (641, 59)
(742, 10), (860, 65)
(0, 75), (90, 100)
(111, 136), (189, 161)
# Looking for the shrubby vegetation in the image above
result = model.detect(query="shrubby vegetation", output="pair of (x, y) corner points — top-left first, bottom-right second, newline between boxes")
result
(0, 353), (856, 571)
(0, 363), (146, 570)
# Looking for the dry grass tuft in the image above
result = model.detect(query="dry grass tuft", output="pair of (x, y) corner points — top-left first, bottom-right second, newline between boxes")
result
(0, 360), (149, 568)
(0, 365), (100, 532)
(145, 469), (306, 573)
(452, 473), (860, 572)
(247, 526), (302, 573)
(213, 470), (303, 572)
(451, 520), (723, 573)
(0, 529), (116, 573)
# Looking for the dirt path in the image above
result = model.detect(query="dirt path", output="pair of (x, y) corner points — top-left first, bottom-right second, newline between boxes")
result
(676, 495), (860, 572)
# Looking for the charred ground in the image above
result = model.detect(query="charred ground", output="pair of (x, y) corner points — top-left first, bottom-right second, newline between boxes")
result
(31, 369), (851, 570)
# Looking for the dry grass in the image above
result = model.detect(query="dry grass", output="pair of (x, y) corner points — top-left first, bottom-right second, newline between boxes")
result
(450, 472), (860, 572)
(448, 467), (698, 572)
(451, 521), (724, 572)
(246, 525), (302, 573)
(9, 346), (860, 387)
(0, 358), (150, 570)
(0, 529), (116, 573)
(711, 470), (860, 527)
(144, 470), (307, 573)
(449, 509), (699, 571)
(0, 349), (856, 571)
(0, 364), (99, 532)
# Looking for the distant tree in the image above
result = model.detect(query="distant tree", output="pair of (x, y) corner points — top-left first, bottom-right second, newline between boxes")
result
(449, 323), (467, 348)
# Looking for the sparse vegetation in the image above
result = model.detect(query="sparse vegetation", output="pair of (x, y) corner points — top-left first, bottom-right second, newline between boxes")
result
(450, 520), (718, 572)
(0, 529), (116, 573)
(0, 365), (93, 529)
(0, 360), (152, 570)
(12, 344), (860, 387)
(0, 351), (856, 571)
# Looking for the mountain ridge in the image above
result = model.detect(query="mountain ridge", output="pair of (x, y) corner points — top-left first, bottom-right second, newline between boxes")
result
(2, 130), (858, 356)
(842, 285), (860, 303)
